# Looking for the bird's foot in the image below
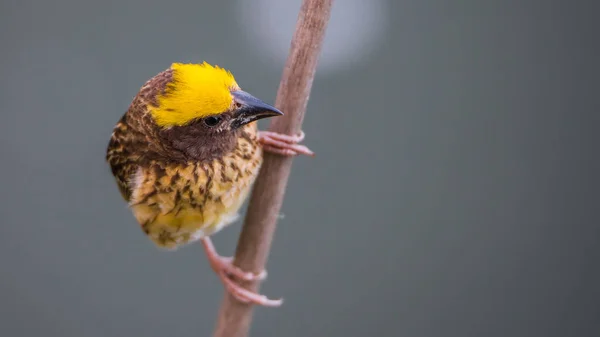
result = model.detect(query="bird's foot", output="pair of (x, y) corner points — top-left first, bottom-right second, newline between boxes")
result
(217, 271), (283, 307)
(201, 237), (282, 307)
(258, 130), (315, 157)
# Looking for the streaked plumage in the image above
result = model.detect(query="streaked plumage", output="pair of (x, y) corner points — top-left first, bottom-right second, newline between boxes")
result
(107, 65), (263, 248)
(106, 62), (311, 306)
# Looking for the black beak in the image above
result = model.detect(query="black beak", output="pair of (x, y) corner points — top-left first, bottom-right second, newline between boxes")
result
(231, 90), (283, 129)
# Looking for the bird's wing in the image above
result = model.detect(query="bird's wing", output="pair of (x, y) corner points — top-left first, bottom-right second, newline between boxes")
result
(106, 115), (142, 201)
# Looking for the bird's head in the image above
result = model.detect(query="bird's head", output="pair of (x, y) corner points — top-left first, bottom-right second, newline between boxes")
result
(149, 62), (282, 132)
(143, 62), (282, 161)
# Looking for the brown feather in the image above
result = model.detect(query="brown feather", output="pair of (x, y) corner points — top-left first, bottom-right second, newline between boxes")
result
(106, 68), (263, 248)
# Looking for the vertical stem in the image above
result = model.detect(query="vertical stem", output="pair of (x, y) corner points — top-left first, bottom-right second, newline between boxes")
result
(212, 0), (334, 336)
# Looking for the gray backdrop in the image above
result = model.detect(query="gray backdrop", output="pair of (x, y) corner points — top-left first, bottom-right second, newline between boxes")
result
(1, 0), (599, 336)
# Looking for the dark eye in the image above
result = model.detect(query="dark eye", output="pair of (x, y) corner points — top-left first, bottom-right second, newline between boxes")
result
(203, 116), (221, 127)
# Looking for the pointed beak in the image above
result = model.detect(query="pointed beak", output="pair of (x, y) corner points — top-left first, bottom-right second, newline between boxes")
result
(231, 90), (283, 129)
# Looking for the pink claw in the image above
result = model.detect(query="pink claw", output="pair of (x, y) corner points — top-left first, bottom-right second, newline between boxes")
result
(201, 237), (280, 307)
(258, 130), (315, 157)
(218, 272), (283, 307)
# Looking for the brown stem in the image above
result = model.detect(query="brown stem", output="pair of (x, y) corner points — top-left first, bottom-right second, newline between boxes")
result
(212, 0), (334, 336)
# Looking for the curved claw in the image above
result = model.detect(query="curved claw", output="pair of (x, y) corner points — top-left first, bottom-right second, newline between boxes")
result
(258, 130), (314, 157)
(218, 272), (283, 307)
(201, 237), (278, 307)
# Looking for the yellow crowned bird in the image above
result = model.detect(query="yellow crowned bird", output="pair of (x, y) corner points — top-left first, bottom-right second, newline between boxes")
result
(106, 62), (312, 306)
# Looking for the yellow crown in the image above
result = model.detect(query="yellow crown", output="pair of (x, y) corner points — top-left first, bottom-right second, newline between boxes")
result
(151, 62), (240, 127)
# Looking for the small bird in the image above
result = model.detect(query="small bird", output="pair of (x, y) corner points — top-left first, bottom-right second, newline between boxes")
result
(106, 62), (312, 306)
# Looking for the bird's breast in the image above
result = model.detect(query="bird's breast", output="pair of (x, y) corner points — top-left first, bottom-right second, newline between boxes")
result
(128, 124), (263, 249)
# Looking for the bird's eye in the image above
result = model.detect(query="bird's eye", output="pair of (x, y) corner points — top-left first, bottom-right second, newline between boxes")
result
(203, 116), (221, 127)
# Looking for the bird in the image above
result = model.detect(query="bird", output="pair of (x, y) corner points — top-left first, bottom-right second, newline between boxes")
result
(106, 62), (312, 307)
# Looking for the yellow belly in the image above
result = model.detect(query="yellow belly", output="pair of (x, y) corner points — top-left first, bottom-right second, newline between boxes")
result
(128, 125), (262, 249)
(131, 179), (254, 249)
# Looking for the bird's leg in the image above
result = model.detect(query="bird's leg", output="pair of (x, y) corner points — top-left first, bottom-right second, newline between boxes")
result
(201, 237), (282, 307)
(258, 130), (315, 157)
(217, 273), (283, 307)
(201, 237), (266, 281)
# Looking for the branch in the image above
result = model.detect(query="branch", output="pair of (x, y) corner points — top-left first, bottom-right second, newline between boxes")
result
(212, 0), (334, 336)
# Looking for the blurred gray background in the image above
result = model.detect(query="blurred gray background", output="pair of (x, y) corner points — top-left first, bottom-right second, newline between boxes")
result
(1, 0), (599, 336)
